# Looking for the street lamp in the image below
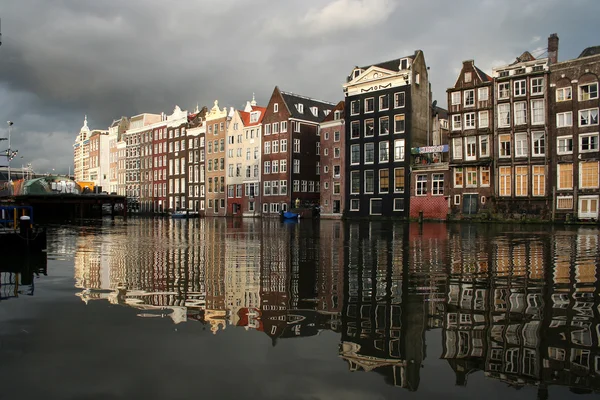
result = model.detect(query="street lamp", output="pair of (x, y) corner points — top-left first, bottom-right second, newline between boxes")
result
(6, 121), (13, 182)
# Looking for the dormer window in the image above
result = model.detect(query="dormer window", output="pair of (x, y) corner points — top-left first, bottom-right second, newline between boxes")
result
(499, 71), (509, 78)
(353, 69), (361, 79)
(311, 106), (318, 116)
(400, 58), (409, 70)
(297, 103), (304, 113)
(250, 112), (259, 123)
(334, 111), (341, 120)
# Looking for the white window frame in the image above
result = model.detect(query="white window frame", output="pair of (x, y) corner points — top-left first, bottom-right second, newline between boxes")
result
(464, 112), (475, 129)
(514, 101), (527, 126)
(364, 170), (374, 194)
(453, 137), (463, 160)
(532, 131), (545, 157)
(452, 114), (461, 131)
(497, 103), (510, 128)
(465, 136), (477, 161)
(451, 92), (461, 105)
(478, 111), (489, 129)
(478, 87), (489, 102)
(531, 77), (544, 95)
(498, 82), (510, 99)
(514, 80), (526, 97)
(531, 99), (545, 125)
(293, 159), (300, 174)
(479, 135), (489, 158)
(394, 139), (405, 162)
(557, 135), (573, 155)
(350, 100), (360, 116)
(579, 82), (599, 101)
(580, 133), (599, 153)
(350, 144), (360, 165)
(364, 97), (374, 113)
(369, 198), (382, 216)
(579, 108), (599, 127)
(556, 87), (572, 102)
(350, 199), (359, 211)
(556, 111), (573, 128)
(464, 90), (475, 107)
(379, 141), (389, 163)
(515, 132), (528, 158)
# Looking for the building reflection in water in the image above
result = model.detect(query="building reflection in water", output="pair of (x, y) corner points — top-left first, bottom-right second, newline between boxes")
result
(72, 219), (600, 395)
(0, 254), (48, 301)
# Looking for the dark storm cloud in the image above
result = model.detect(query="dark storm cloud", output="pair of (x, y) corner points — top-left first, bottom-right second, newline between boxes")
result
(0, 0), (598, 172)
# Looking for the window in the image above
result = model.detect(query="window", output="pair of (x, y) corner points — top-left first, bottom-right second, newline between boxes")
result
(464, 113), (475, 129)
(280, 180), (287, 195)
(280, 139), (287, 152)
(557, 87), (572, 102)
(334, 131), (340, 142)
(294, 121), (301, 132)
(301, 180), (307, 192)
(272, 160), (279, 173)
(394, 92), (405, 108)
(497, 103), (510, 127)
(273, 122), (279, 134)
(280, 160), (287, 173)
(557, 196), (573, 209)
(416, 175), (427, 195)
(293, 159), (300, 174)
(264, 141), (271, 154)
(465, 136), (476, 160)
(557, 112), (572, 127)
(333, 182), (340, 194)
(451, 92), (461, 105)
(532, 131), (545, 156)
(365, 119), (374, 137)
(515, 166), (528, 196)
(351, 100), (360, 115)
(454, 167), (463, 188)
(394, 139), (405, 161)
(393, 198), (405, 211)
(432, 173), (444, 195)
(364, 142), (374, 164)
(379, 116), (389, 135)
(453, 137), (463, 159)
(273, 140), (279, 153)
(531, 77), (544, 95)
(498, 82), (510, 99)
(515, 132), (527, 157)
(479, 111), (489, 128)
(499, 134), (511, 158)
(579, 108), (599, 127)
(296, 103), (304, 114)
(293, 180), (299, 192)
(478, 87), (489, 102)
(315, 141), (320, 155)
(394, 168), (405, 193)
(466, 167), (477, 187)
(350, 199), (359, 211)
(580, 161), (599, 188)
(379, 94), (389, 111)
(365, 97), (374, 113)
(464, 72), (472, 83)
(351, 171), (360, 194)
(274, 103), (278, 112)
(479, 135), (489, 157)
(351, 144), (360, 164)
(293, 139), (300, 153)
(464, 90), (474, 107)
(379, 141), (389, 163)
(514, 101), (527, 125)
(334, 147), (340, 158)
(579, 82), (599, 101)
(281, 121), (287, 132)
(324, 131), (329, 141)
(580, 133), (599, 152)
(333, 165), (340, 177)
(533, 165), (545, 196)
(499, 166), (512, 196)
(557, 136), (573, 155)
(480, 166), (490, 186)
(530, 99), (544, 125)
(351, 121), (360, 139)
(394, 114), (405, 133)
(379, 169), (389, 193)
(452, 114), (461, 131)
(514, 80), (526, 96)
(364, 170), (374, 193)
(264, 181), (271, 195)
(557, 163), (573, 190)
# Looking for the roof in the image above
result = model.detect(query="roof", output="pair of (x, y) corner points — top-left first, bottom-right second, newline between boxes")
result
(359, 54), (415, 72)
(579, 46), (600, 58)
(433, 105), (448, 119)
(510, 51), (536, 65)
(321, 100), (345, 123)
(474, 66), (493, 82)
(280, 90), (335, 123)
(238, 105), (266, 127)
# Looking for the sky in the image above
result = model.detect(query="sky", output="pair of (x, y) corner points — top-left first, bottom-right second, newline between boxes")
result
(0, 0), (599, 174)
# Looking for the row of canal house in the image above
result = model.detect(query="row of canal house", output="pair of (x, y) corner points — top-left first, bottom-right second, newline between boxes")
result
(448, 34), (600, 221)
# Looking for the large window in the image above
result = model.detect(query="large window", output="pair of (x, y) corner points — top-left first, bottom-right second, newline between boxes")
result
(365, 97), (374, 113)
(557, 112), (572, 127)
(379, 141), (389, 163)
(416, 175), (427, 196)
(351, 121), (360, 139)
(465, 167), (477, 187)
(394, 114), (406, 133)
(580, 133), (599, 152)
(480, 135), (489, 157)
(452, 114), (461, 131)
(451, 92), (461, 105)
(579, 82), (598, 101)
(394, 92), (405, 108)
(557, 136), (573, 155)
(499, 166), (512, 196)
(532, 166), (545, 196)
(557, 163), (573, 190)
(351, 171), (360, 194)
(379, 116), (389, 135)
(394, 168), (405, 193)
(514, 80), (526, 97)
(351, 100), (360, 115)
(499, 134), (511, 158)
(394, 139), (405, 161)
(379, 169), (389, 193)
(465, 136), (477, 160)
(579, 108), (599, 127)
(532, 131), (545, 156)
(498, 103), (510, 127)
(453, 137), (463, 159)
(531, 77), (544, 95)
(464, 90), (474, 107)
(365, 119), (374, 137)
(454, 167), (463, 188)
(498, 82), (510, 99)
(351, 144), (360, 164)
(478, 87), (489, 102)
(531, 99), (545, 125)
(432, 173), (444, 195)
(580, 161), (599, 189)
(481, 167), (490, 187)
(556, 87), (572, 102)
(379, 94), (389, 111)
(479, 111), (489, 128)
(464, 113), (475, 129)
(364, 142), (375, 164)
(515, 166), (528, 196)
(514, 102), (527, 125)
(364, 170), (375, 193)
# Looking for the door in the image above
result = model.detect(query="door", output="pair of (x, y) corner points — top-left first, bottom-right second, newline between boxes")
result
(463, 194), (478, 215)
(578, 196), (599, 220)
(333, 200), (341, 213)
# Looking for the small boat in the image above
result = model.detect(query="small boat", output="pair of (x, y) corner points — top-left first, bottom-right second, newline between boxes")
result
(281, 211), (300, 220)
(171, 210), (189, 219)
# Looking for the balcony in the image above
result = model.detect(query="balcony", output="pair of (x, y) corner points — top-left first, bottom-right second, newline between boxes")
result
(410, 145), (449, 171)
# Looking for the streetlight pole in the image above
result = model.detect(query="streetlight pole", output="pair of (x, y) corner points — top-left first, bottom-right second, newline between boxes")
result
(7, 121), (13, 182)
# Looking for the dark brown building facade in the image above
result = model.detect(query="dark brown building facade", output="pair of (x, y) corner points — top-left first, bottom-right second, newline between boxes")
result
(319, 101), (345, 218)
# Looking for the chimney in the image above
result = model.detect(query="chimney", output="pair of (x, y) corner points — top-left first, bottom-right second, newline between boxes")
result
(548, 33), (559, 65)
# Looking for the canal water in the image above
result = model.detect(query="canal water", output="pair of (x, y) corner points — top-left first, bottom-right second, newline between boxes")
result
(0, 218), (599, 399)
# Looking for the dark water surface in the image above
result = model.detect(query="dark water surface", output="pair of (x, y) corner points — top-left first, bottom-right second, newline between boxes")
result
(1, 218), (599, 399)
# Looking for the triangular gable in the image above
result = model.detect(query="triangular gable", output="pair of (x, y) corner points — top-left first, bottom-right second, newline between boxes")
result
(350, 66), (398, 85)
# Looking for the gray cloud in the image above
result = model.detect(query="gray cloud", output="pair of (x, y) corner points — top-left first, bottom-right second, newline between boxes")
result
(0, 0), (598, 173)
